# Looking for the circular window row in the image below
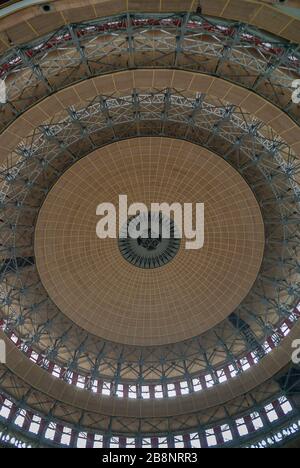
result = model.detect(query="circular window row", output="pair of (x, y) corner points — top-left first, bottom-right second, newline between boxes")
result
(2, 305), (299, 399)
(0, 393), (296, 448)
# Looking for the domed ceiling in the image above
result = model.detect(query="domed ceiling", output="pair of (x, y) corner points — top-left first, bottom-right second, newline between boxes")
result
(0, 0), (299, 449)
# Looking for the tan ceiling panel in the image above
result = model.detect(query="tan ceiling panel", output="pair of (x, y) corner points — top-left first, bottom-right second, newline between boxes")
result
(133, 70), (155, 90)
(93, 74), (118, 94)
(223, 86), (252, 107)
(252, 7), (292, 37)
(281, 126), (300, 146)
(291, 141), (300, 155)
(77, 79), (99, 101)
(189, 74), (215, 94)
(113, 71), (135, 92)
(37, 95), (66, 117)
(254, 104), (282, 125)
(27, 12), (65, 37)
(280, 19), (300, 44)
(22, 106), (50, 127)
(55, 87), (83, 109)
(240, 93), (266, 115)
(222, 0), (259, 23)
(152, 70), (174, 89)
(5, 22), (38, 45)
(60, 5), (97, 23)
(270, 114), (297, 135)
(0, 32), (9, 52)
(129, 0), (161, 12)
(198, 0), (229, 17)
(171, 70), (194, 92)
(207, 79), (234, 100)
(0, 129), (22, 150)
(5, 117), (35, 138)
(93, 0), (127, 17)
(162, 0), (196, 13)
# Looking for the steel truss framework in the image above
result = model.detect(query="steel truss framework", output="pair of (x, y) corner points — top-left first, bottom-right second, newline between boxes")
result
(0, 9), (299, 447)
(0, 88), (299, 392)
(0, 363), (299, 446)
(0, 13), (299, 132)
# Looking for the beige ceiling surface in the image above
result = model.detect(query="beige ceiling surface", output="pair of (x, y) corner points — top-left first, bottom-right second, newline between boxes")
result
(34, 138), (265, 346)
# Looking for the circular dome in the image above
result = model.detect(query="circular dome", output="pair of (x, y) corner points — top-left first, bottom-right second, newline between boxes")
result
(34, 138), (265, 346)
(0, 0), (299, 450)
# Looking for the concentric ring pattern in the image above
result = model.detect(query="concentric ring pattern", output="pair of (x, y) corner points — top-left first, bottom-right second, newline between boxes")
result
(0, 0), (299, 449)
